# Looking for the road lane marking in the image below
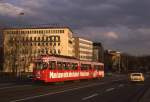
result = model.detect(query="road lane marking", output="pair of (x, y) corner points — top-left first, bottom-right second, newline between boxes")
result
(118, 84), (124, 87)
(10, 82), (105, 102)
(0, 85), (31, 90)
(105, 88), (115, 92)
(82, 93), (99, 100)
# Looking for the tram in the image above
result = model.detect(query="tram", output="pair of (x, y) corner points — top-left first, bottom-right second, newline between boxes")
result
(33, 55), (104, 83)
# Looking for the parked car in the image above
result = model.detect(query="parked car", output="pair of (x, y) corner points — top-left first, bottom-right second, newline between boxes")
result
(129, 73), (145, 82)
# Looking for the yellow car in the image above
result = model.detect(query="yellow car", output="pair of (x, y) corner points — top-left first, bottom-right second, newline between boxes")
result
(129, 73), (145, 82)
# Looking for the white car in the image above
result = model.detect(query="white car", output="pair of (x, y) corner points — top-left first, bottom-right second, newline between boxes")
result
(129, 73), (145, 82)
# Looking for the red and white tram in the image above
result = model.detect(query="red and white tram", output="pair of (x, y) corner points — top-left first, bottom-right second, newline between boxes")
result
(33, 55), (104, 83)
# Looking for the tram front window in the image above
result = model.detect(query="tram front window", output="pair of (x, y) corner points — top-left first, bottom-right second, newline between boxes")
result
(35, 62), (48, 70)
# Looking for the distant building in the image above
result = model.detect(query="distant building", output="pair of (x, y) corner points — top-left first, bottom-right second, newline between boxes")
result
(104, 50), (121, 72)
(2, 25), (74, 73)
(0, 29), (3, 71)
(73, 37), (93, 61)
(93, 42), (104, 62)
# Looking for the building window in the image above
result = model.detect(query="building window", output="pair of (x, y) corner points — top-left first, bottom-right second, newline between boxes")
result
(42, 42), (45, 46)
(30, 43), (33, 46)
(42, 37), (44, 41)
(36, 30), (38, 34)
(46, 50), (48, 54)
(62, 30), (64, 33)
(41, 30), (43, 34)
(58, 49), (61, 54)
(50, 50), (52, 54)
(30, 37), (32, 41)
(46, 37), (49, 41)
(34, 37), (36, 41)
(38, 42), (40, 46)
(38, 37), (40, 41)
(34, 42), (37, 46)
(54, 36), (56, 42)
(26, 37), (28, 41)
(54, 43), (56, 46)
(54, 49), (56, 54)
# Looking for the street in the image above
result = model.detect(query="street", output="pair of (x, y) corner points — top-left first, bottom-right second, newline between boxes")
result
(0, 75), (149, 102)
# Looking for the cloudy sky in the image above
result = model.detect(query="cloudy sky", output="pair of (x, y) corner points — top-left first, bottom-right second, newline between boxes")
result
(0, 0), (150, 55)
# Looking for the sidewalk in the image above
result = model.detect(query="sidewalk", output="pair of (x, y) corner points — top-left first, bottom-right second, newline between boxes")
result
(140, 88), (150, 102)
(0, 76), (32, 84)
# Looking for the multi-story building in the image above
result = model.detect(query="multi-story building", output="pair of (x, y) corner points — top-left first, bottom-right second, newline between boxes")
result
(73, 37), (93, 61)
(2, 25), (74, 73)
(93, 42), (104, 62)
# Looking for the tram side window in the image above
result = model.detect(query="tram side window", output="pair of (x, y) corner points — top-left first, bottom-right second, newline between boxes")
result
(94, 65), (100, 71)
(87, 64), (92, 70)
(81, 64), (89, 70)
(81, 64), (85, 70)
(49, 61), (56, 70)
(80, 64), (84, 70)
(36, 62), (48, 70)
(36, 62), (42, 70)
(57, 62), (63, 70)
(70, 63), (78, 70)
(94, 65), (104, 71)
(67, 63), (71, 70)
(63, 62), (69, 70)
(42, 62), (48, 69)
(69, 63), (78, 70)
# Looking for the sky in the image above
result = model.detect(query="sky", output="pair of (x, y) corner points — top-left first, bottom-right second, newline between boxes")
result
(0, 0), (150, 55)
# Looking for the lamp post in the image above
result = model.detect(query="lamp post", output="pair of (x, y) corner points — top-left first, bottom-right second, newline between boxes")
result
(17, 12), (24, 77)
(115, 51), (121, 73)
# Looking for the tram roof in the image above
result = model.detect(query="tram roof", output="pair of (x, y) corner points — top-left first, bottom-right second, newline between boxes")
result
(40, 55), (78, 59)
(35, 55), (104, 65)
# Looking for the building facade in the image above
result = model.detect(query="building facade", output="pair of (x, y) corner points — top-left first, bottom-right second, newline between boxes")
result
(93, 42), (104, 62)
(2, 25), (74, 73)
(0, 29), (4, 72)
(104, 50), (121, 72)
(73, 37), (93, 61)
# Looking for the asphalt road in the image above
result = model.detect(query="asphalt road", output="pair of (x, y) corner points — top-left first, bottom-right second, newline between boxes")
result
(0, 75), (149, 102)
